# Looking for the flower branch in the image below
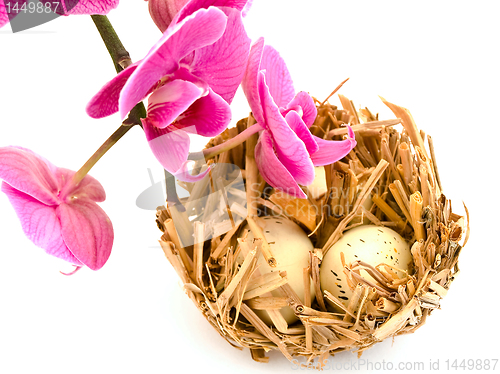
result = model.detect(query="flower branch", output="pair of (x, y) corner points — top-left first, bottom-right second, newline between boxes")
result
(91, 15), (132, 72)
(69, 123), (135, 188)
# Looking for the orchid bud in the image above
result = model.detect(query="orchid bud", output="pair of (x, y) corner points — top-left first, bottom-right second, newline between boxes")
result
(148, 0), (189, 32)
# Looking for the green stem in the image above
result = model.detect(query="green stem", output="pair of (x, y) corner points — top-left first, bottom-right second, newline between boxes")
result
(91, 14), (147, 126)
(91, 15), (132, 72)
(70, 125), (134, 187)
(70, 15), (147, 187)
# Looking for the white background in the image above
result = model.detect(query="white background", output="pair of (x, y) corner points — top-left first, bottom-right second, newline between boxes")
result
(1, 1), (498, 373)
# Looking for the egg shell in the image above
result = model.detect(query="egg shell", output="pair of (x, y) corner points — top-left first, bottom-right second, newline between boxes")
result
(237, 216), (315, 325)
(309, 167), (328, 200)
(320, 225), (413, 310)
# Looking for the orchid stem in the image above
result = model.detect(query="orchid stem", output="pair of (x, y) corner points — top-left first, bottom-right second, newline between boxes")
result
(201, 122), (264, 160)
(71, 124), (134, 187)
(91, 15), (132, 72)
(70, 15), (148, 187)
(90, 15), (147, 125)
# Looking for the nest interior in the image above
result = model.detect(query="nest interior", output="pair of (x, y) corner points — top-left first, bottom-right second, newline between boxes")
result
(155, 94), (469, 366)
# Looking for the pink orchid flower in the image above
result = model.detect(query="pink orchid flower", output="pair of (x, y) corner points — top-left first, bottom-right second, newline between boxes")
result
(0, 2), (8, 28)
(242, 38), (357, 199)
(87, 0), (251, 178)
(148, 0), (188, 32)
(0, 147), (113, 271)
(147, 0), (252, 32)
(0, 0), (119, 29)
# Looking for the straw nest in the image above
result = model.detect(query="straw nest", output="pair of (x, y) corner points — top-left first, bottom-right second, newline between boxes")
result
(155, 93), (469, 367)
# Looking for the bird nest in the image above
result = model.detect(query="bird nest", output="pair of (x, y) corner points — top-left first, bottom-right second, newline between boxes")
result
(155, 94), (469, 367)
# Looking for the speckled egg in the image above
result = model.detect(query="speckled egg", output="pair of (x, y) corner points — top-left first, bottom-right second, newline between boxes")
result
(237, 216), (315, 325)
(320, 225), (412, 310)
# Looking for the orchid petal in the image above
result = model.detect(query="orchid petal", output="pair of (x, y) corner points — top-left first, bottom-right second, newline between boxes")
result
(168, 66), (209, 90)
(56, 0), (119, 15)
(86, 63), (139, 119)
(120, 7), (228, 118)
(0, 2), (9, 28)
(286, 91), (317, 127)
(310, 130), (357, 166)
(285, 110), (319, 155)
(1, 0), (27, 28)
(260, 45), (295, 108)
(1, 183), (83, 266)
(57, 199), (113, 271)
(142, 120), (191, 175)
(176, 88), (232, 137)
(258, 72), (315, 186)
(347, 124), (355, 140)
(146, 79), (203, 129)
(0, 147), (60, 205)
(174, 0), (250, 24)
(148, 0), (188, 32)
(255, 131), (307, 199)
(55, 168), (106, 203)
(60, 265), (82, 276)
(191, 7), (251, 103)
(241, 0), (253, 16)
(241, 37), (265, 125)
(174, 160), (211, 182)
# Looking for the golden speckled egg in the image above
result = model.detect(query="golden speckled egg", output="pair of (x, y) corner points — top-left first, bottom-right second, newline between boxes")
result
(320, 225), (412, 310)
(237, 216), (315, 325)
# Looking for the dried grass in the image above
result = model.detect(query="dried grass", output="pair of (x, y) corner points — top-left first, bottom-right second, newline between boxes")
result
(155, 93), (468, 366)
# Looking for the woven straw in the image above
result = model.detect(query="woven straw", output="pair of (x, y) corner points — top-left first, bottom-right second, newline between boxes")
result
(155, 94), (468, 366)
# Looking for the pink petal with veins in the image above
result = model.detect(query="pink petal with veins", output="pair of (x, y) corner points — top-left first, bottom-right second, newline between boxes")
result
(173, 0), (250, 24)
(0, 147), (59, 205)
(142, 120), (191, 175)
(119, 7), (228, 118)
(0, 2), (8, 28)
(241, 37), (265, 125)
(255, 131), (307, 199)
(260, 45), (295, 108)
(286, 91), (317, 127)
(86, 63), (139, 119)
(1, 183), (83, 266)
(55, 168), (106, 203)
(0, 147), (113, 270)
(285, 110), (319, 155)
(146, 79), (203, 129)
(175, 88), (232, 137)
(57, 199), (113, 270)
(191, 7), (251, 103)
(309, 127), (357, 166)
(258, 72), (315, 186)
(149, 0), (188, 32)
